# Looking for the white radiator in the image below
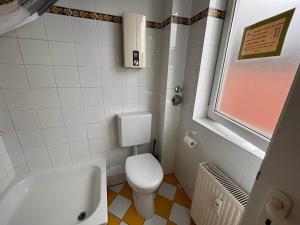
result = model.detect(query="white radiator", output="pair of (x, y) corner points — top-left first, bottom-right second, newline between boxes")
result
(191, 162), (249, 225)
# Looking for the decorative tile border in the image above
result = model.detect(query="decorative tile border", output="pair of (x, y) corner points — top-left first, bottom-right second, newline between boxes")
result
(161, 8), (225, 28)
(171, 15), (190, 25)
(49, 6), (121, 21)
(48, 5), (163, 28)
(191, 8), (209, 25)
(48, 6), (72, 16)
(162, 15), (191, 28)
(0, 2), (225, 29)
(71, 8), (98, 19)
(190, 8), (225, 25)
(208, 8), (226, 19)
(47, 6), (225, 29)
(96, 12), (122, 23)
(0, 0), (13, 5)
(162, 17), (172, 28)
(146, 21), (162, 29)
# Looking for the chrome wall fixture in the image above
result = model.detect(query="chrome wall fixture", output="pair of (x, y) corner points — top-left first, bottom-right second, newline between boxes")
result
(172, 86), (183, 106)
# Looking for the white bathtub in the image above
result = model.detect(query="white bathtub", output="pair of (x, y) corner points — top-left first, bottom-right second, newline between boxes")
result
(0, 159), (107, 225)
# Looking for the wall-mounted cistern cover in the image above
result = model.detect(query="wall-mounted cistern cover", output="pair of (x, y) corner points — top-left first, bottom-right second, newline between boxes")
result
(117, 112), (152, 147)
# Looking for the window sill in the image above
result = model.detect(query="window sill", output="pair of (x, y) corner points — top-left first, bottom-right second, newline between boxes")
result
(194, 117), (266, 160)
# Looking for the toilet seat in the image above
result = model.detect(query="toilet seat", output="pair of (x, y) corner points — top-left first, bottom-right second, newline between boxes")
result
(125, 153), (163, 194)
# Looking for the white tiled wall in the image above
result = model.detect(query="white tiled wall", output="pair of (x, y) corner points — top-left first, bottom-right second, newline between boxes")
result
(0, 0), (263, 195)
(157, 0), (191, 174)
(174, 0), (263, 196)
(0, 136), (15, 194)
(172, 0), (192, 18)
(159, 23), (189, 174)
(0, 0), (162, 178)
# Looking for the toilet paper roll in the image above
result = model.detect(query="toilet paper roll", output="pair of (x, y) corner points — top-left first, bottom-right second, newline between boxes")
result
(183, 135), (197, 148)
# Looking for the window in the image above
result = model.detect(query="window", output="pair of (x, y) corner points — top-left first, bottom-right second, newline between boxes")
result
(208, 0), (300, 150)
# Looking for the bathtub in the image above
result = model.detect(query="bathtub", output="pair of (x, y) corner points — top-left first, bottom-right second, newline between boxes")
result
(0, 159), (107, 225)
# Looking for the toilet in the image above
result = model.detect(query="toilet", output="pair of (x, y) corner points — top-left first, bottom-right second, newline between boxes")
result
(117, 112), (163, 219)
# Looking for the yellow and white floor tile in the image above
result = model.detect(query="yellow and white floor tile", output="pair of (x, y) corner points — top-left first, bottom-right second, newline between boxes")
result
(107, 174), (196, 225)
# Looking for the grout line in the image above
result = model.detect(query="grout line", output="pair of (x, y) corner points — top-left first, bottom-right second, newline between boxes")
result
(239, 154), (251, 186)
(5, 37), (33, 172)
(0, 95), (31, 172)
(30, 17), (57, 169)
(69, 15), (94, 162)
(42, 16), (74, 168)
(0, 5), (172, 173)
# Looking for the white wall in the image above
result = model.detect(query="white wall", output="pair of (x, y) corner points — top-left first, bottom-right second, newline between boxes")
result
(174, 0), (263, 197)
(0, 136), (15, 194)
(158, 2), (191, 174)
(0, 0), (162, 180)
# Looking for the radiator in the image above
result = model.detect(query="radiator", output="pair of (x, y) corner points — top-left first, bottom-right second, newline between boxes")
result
(191, 162), (249, 225)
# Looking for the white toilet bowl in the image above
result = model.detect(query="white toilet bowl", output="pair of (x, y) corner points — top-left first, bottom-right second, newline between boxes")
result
(125, 153), (163, 219)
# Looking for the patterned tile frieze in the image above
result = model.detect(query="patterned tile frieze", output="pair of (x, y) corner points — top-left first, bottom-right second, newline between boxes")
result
(162, 15), (191, 28)
(208, 8), (226, 19)
(0, 2), (225, 28)
(47, 5), (225, 29)
(171, 15), (190, 25)
(48, 5), (72, 16)
(162, 17), (172, 28)
(96, 12), (122, 23)
(71, 8), (98, 19)
(190, 8), (209, 25)
(190, 8), (226, 25)
(0, 0), (13, 5)
(146, 21), (162, 29)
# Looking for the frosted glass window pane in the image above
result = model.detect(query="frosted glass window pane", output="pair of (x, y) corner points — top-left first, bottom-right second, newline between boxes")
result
(216, 0), (300, 137)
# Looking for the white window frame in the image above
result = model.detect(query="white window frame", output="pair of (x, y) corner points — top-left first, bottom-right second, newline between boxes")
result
(207, 0), (270, 151)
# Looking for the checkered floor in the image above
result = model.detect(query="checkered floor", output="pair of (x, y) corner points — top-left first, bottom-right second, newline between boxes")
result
(107, 174), (196, 225)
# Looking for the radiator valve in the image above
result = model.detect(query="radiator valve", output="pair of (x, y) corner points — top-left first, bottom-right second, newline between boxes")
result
(214, 197), (224, 216)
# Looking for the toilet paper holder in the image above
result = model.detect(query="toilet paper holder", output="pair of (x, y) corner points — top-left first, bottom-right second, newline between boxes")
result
(186, 130), (197, 137)
(184, 130), (198, 148)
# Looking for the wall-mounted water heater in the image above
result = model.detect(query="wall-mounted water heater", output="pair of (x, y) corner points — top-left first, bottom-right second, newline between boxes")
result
(123, 12), (146, 68)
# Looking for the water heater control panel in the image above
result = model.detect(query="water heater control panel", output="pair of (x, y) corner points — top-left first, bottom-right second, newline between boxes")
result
(133, 50), (139, 66)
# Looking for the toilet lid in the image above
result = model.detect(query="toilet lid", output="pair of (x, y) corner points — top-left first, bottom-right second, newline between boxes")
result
(125, 153), (163, 191)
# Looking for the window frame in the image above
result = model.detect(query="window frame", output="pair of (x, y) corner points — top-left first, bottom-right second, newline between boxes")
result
(207, 0), (270, 151)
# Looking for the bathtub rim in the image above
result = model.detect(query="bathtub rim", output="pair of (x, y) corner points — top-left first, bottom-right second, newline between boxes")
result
(0, 159), (108, 225)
